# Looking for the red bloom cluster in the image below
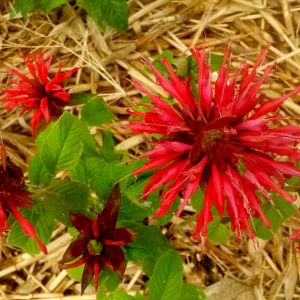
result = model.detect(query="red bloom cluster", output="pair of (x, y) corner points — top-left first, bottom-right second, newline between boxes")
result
(125, 45), (300, 251)
(1, 51), (79, 137)
(61, 184), (136, 294)
(0, 144), (47, 254)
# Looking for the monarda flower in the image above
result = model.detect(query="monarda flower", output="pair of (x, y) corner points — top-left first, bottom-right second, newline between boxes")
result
(0, 144), (47, 254)
(124, 45), (300, 251)
(1, 51), (79, 137)
(60, 184), (136, 295)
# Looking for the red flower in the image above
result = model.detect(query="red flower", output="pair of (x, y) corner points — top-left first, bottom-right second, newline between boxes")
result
(60, 184), (136, 295)
(1, 51), (79, 137)
(124, 45), (300, 251)
(0, 144), (47, 254)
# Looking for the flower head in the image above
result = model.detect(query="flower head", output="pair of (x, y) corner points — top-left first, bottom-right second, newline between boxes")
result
(0, 144), (47, 254)
(61, 183), (136, 295)
(125, 45), (300, 251)
(1, 51), (79, 137)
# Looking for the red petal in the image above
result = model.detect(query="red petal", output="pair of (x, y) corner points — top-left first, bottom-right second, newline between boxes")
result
(94, 256), (104, 292)
(61, 236), (89, 263)
(102, 228), (137, 246)
(102, 245), (126, 278)
(69, 213), (93, 237)
(81, 258), (95, 295)
(101, 183), (121, 232)
(40, 97), (50, 123)
(9, 205), (47, 254)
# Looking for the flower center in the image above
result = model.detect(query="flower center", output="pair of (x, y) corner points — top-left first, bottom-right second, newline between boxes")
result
(89, 239), (103, 254)
(201, 129), (225, 153)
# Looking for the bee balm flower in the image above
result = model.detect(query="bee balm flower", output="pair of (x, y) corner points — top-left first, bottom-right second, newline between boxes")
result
(61, 184), (136, 294)
(0, 144), (47, 254)
(125, 45), (300, 251)
(1, 51), (79, 137)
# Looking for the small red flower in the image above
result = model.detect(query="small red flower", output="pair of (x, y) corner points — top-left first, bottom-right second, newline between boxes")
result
(1, 51), (79, 137)
(0, 144), (47, 254)
(60, 183), (136, 295)
(124, 45), (300, 251)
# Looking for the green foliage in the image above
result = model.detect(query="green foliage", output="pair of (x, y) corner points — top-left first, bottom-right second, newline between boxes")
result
(148, 250), (183, 300)
(7, 204), (56, 254)
(145, 50), (173, 77)
(190, 187), (205, 212)
(41, 112), (83, 174)
(179, 283), (207, 300)
(117, 221), (169, 249)
(81, 98), (116, 126)
(207, 216), (232, 244)
(82, 0), (128, 31)
(252, 195), (297, 240)
(10, 0), (40, 19)
(102, 291), (135, 300)
(35, 180), (90, 210)
(28, 152), (52, 186)
(41, 0), (69, 13)
(67, 93), (97, 106)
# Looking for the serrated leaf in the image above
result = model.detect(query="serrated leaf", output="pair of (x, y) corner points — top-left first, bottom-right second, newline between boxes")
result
(118, 196), (150, 221)
(103, 291), (135, 300)
(149, 249), (183, 300)
(117, 221), (169, 249)
(172, 57), (188, 80)
(99, 268), (121, 292)
(10, 0), (40, 19)
(124, 246), (155, 262)
(190, 187), (205, 213)
(99, 0), (128, 31)
(36, 124), (54, 149)
(81, 98), (116, 126)
(252, 196), (297, 240)
(101, 129), (119, 162)
(145, 51), (173, 77)
(7, 205), (56, 255)
(66, 260), (85, 281)
(67, 93), (97, 106)
(179, 283), (206, 300)
(35, 180), (90, 210)
(41, 112), (83, 174)
(135, 291), (146, 300)
(41, 0), (69, 13)
(68, 227), (80, 238)
(210, 54), (224, 72)
(96, 276), (109, 300)
(28, 152), (52, 186)
(143, 243), (173, 277)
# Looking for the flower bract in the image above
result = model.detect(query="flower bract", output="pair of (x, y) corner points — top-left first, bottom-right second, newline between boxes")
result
(60, 183), (136, 295)
(1, 51), (79, 137)
(0, 144), (47, 254)
(125, 45), (300, 251)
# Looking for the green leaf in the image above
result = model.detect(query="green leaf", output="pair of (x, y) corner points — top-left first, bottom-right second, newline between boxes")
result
(96, 277), (109, 300)
(135, 291), (146, 300)
(10, 0), (40, 19)
(36, 124), (54, 149)
(179, 283), (206, 300)
(35, 180), (90, 210)
(118, 196), (150, 222)
(41, 112), (83, 174)
(117, 221), (169, 249)
(207, 216), (231, 244)
(41, 0), (69, 13)
(66, 261), (85, 281)
(101, 129), (119, 162)
(68, 227), (80, 238)
(252, 195), (297, 240)
(81, 98), (116, 126)
(124, 246), (155, 262)
(143, 243), (173, 277)
(103, 291), (135, 300)
(99, 268), (121, 292)
(28, 152), (52, 186)
(149, 249), (183, 300)
(7, 205), (56, 255)
(172, 57), (188, 80)
(190, 187), (205, 213)
(67, 93), (97, 106)
(100, 0), (128, 31)
(210, 54), (224, 73)
(43, 204), (86, 227)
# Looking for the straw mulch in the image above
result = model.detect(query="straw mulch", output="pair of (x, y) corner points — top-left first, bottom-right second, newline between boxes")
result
(1, 0), (300, 299)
